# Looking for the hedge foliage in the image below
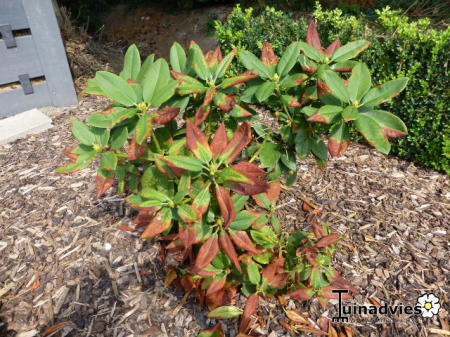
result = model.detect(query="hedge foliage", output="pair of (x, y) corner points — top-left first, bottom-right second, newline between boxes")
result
(215, 4), (450, 173)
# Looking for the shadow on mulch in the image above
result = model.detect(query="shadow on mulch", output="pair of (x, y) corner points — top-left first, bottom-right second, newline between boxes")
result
(0, 305), (16, 337)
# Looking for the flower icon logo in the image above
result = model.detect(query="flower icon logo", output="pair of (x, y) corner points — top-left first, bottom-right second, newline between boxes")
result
(416, 293), (440, 318)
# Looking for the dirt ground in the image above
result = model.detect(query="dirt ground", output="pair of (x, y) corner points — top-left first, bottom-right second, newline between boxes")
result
(0, 92), (448, 337)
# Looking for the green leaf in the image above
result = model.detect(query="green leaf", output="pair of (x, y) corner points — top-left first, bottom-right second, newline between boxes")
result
(253, 252), (273, 264)
(192, 187), (211, 214)
(170, 42), (187, 73)
(207, 306), (243, 319)
(87, 108), (137, 129)
(119, 44), (141, 81)
(354, 114), (390, 154)
(322, 71), (349, 103)
(143, 59), (171, 105)
(361, 77), (409, 107)
(259, 142), (281, 168)
(310, 139), (328, 161)
(277, 42), (301, 77)
(164, 155), (203, 171)
(96, 71), (137, 106)
(110, 126), (128, 150)
(280, 151), (296, 171)
(190, 43), (211, 80)
(141, 188), (171, 202)
(177, 204), (198, 222)
(342, 106), (359, 121)
(332, 40), (370, 62)
(100, 151), (117, 171)
(215, 51), (235, 80)
(174, 173), (191, 203)
(310, 267), (330, 289)
(151, 80), (178, 107)
(348, 62), (371, 102)
(92, 127), (110, 147)
(230, 210), (258, 230)
(137, 54), (155, 83)
(239, 50), (272, 79)
(294, 127), (311, 159)
(255, 81), (276, 102)
(298, 41), (324, 63)
(247, 262), (261, 285)
(231, 195), (249, 212)
(280, 73), (308, 89)
(72, 120), (96, 145)
(134, 114), (152, 145)
(218, 167), (251, 184)
(250, 227), (277, 249)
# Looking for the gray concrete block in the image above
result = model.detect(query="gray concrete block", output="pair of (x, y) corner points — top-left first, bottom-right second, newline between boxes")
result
(0, 108), (52, 144)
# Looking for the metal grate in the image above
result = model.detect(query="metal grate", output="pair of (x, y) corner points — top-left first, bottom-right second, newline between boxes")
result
(0, 0), (77, 118)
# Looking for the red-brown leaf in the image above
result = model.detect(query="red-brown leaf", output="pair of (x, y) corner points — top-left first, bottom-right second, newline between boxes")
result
(141, 210), (172, 239)
(239, 294), (260, 333)
(206, 278), (227, 296)
(64, 145), (78, 160)
(223, 121), (252, 163)
(328, 138), (350, 158)
(127, 139), (147, 160)
(262, 259), (288, 288)
(203, 88), (218, 106)
(215, 186), (236, 227)
(43, 321), (75, 337)
(261, 42), (278, 66)
(195, 234), (220, 269)
(153, 106), (180, 125)
(210, 122), (228, 158)
(328, 270), (359, 294)
(316, 233), (340, 247)
(306, 20), (323, 51)
(194, 105), (211, 126)
(253, 181), (281, 207)
(199, 323), (225, 337)
(230, 230), (259, 254)
(179, 224), (199, 250)
(134, 210), (155, 226)
(287, 287), (314, 300)
(230, 162), (269, 196)
(96, 175), (114, 197)
(325, 39), (342, 55)
(219, 232), (242, 272)
(205, 46), (223, 67)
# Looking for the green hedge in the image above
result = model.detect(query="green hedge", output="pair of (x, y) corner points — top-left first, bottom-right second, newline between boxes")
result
(215, 4), (450, 173)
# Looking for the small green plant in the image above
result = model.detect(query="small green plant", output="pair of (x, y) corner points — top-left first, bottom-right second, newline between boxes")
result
(59, 29), (408, 335)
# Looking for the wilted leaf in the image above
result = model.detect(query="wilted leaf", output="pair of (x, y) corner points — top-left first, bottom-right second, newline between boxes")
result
(195, 234), (220, 269)
(141, 208), (172, 238)
(239, 294), (259, 332)
(216, 186), (237, 227)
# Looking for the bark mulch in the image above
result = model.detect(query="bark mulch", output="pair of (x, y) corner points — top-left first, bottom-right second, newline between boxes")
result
(0, 95), (448, 337)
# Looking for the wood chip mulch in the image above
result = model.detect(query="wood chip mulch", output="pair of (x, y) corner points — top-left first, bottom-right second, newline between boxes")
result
(0, 95), (448, 337)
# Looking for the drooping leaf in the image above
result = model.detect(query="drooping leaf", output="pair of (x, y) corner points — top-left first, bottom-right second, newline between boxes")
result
(194, 105), (211, 126)
(141, 207), (172, 238)
(331, 40), (370, 62)
(229, 230), (259, 254)
(207, 277), (227, 296)
(307, 105), (342, 124)
(72, 120), (96, 145)
(287, 287), (315, 300)
(247, 262), (261, 285)
(197, 323), (225, 337)
(328, 123), (350, 158)
(99, 151), (117, 171)
(253, 181), (281, 207)
(216, 186), (236, 227)
(239, 294), (259, 333)
(195, 234), (220, 269)
(316, 233), (340, 247)
(96, 170), (114, 197)
(229, 162), (269, 196)
(56, 145), (97, 174)
(219, 232), (242, 272)
(362, 110), (408, 138)
(354, 114), (390, 154)
(259, 143), (282, 168)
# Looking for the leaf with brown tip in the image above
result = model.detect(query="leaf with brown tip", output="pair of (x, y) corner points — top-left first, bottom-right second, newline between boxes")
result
(127, 139), (147, 160)
(286, 287), (315, 300)
(194, 105), (211, 126)
(325, 39), (342, 55)
(229, 162), (269, 196)
(206, 277), (227, 296)
(229, 230), (259, 254)
(253, 181), (281, 207)
(316, 233), (340, 247)
(222, 122), (252, 163)
(186, 119), (212, 160)
(141, 208), (172, 239)
(96, 174), (114, 197)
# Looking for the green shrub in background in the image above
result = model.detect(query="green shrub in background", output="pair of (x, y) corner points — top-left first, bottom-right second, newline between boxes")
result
(215, 4), (450, 173)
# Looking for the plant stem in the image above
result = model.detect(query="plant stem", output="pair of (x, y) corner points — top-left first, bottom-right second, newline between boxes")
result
(152, 132), (162, 153)
(249, 135), (269, 163)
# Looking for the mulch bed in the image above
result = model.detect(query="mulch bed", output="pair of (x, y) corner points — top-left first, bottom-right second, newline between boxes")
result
(0, 94), (448, 337)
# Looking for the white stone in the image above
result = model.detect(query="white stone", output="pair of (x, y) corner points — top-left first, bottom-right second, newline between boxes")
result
(0, 108), (52, 145)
